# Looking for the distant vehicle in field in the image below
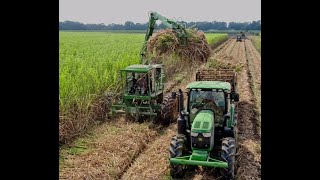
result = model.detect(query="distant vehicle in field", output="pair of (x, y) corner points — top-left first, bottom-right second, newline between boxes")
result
(236, 36), (242, 42)
(236, 31), (246, 42)
(240, 32), (246, 39)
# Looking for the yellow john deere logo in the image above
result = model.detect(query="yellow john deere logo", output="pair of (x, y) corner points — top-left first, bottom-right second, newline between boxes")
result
(198, 137), (203, 141)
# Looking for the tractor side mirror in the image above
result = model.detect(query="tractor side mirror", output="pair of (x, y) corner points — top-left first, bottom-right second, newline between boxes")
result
(232, 93), (239, 102)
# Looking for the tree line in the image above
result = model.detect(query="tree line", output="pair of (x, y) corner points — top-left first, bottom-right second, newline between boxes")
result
(59, 20), (261, 31)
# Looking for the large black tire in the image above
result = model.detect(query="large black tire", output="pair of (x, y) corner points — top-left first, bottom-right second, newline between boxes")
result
(160, 94), (178, 125)
(220, 137), (236, 180)
(169, 134), (187, 178)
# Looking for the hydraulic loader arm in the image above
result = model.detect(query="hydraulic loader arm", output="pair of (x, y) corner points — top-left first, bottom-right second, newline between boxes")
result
(140, 11), (188, 64)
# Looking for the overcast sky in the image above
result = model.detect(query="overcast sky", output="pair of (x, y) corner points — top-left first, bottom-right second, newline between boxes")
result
(59, 0), (261, 24)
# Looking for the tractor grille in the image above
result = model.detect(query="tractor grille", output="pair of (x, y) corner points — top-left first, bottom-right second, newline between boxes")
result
(191, 133), (210, 149)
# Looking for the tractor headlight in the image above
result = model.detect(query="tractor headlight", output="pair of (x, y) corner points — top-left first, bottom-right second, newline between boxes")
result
(191, 132), (199, 137)
(202, 132), (211, 137)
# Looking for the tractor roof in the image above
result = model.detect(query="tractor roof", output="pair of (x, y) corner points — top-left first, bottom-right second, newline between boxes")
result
(121, 64), (163, 73)
(187, 81), (231, 90)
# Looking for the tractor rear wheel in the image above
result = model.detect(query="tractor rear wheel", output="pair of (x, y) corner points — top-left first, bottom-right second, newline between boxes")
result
(220, 137), (236, 180)
(169, 134), (187, 178)
(160, 94), (178, 125)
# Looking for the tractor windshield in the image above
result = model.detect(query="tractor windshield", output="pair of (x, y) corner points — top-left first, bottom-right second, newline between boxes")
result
(126, 72), (149, 95)
(189, 89), (225, 121)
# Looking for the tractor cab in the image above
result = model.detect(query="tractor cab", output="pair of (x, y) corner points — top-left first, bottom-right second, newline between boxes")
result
(120, 64), (164, 97)
(191, 69), (239, 128)
(112, 64), (178, 123)
(187, 81), (232, 127)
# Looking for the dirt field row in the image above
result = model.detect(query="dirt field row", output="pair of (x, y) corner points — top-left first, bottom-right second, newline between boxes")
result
(59, 38), (261, 180)
(230, 39), (261, 180)
(244, 40), (261, 129)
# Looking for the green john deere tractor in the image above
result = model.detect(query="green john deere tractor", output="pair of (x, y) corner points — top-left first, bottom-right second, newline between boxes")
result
(111, 11), (188, 125)
(169, 69), (239, 179)
(111, 64), (178, 125)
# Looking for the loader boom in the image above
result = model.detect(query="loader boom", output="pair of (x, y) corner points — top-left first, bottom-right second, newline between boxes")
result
(140, 11), (188, 64)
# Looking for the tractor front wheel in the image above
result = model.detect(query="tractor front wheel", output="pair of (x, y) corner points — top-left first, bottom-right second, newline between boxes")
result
(220, 137), (236, 180)
(169, 134), (187, 178)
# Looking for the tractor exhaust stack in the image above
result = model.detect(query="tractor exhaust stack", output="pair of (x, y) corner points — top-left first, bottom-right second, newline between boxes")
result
(177, 89), (186, 136)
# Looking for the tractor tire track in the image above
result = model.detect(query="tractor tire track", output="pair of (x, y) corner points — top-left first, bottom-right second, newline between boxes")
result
(244, 40), (261, 129)
(211, 38), (232, 55)
(234, 39), (261, 180)
(226, 39), (237, 55)
(212, 38), (234, 59)
(59, 118), (160, 180)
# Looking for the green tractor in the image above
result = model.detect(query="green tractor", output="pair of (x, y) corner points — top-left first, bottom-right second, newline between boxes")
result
(111, 64), (178, 125)
(236, 36), (242, 42)
(111, 11), (188, 124)
(169, 69), (239, 179)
